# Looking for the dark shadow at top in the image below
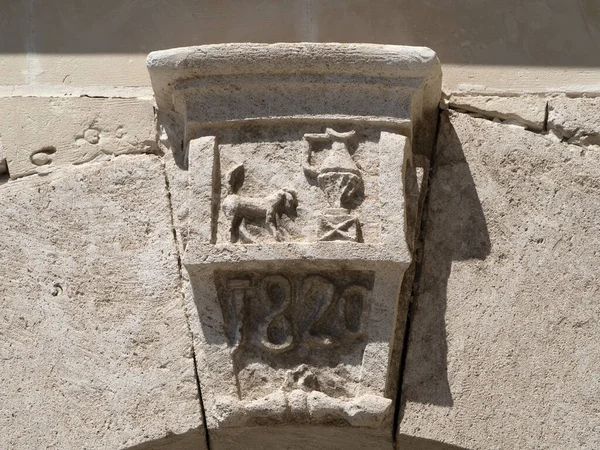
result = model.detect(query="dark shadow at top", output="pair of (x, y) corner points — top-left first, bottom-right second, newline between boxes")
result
(1, 0), (599, 67)
(400, 111), (491, 412)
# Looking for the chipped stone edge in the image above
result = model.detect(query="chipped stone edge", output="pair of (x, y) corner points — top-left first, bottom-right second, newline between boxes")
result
(442, 94), (600, 149)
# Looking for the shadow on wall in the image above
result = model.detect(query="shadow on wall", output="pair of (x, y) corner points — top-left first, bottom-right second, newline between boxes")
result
(399, 111), (491, 412)
(397, 435), (471, 450)
(1, 0), (599, 67)
(122, 428), (206, 450)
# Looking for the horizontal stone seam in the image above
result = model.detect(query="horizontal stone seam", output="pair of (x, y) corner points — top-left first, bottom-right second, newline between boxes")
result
(0, 86), (155, 99)
(445, 103), (599, 150)
(444, 90), (600, 97)
(442, 100), (547, 133)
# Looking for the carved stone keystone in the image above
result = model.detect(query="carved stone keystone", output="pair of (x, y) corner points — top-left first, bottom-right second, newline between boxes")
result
(148, 43), (441, 449)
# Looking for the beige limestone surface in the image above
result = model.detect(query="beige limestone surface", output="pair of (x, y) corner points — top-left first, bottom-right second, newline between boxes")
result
(398, 111), (600, 449)
(547, 95), (600, 147)
(445, 94), (548, 131)
(0, 7), (599, 442)
(0, 155), (205, 449)
(0, 97), (158, 179)
(1, 0), (599, 92)
(149, 43), (442, 449)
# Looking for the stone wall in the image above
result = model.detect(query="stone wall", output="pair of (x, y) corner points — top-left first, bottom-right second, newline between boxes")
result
(1, 3), (599, 449)
(0, 156), (205, 448)
(399, 101), (600, 449)
(2, 0), (600, 92)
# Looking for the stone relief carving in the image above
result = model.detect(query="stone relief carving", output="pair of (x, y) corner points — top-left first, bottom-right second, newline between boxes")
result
(2, 98), (157, 179)
(148, 43), (442, 447)
(303, 128), (365, 242)
(210, 271), (385, 429)
(194, 126), (383, 245)
(187, 126), (409, 430)
(30, 146), (56, 166)
(222, 164), (298, 243)
(219, 127), (366, 245)
(216, 271), (373, 356)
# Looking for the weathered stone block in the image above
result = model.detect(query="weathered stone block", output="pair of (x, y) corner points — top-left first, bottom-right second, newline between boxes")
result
(0, 156), (205, 449)
(446, 94), (547, 131)
(147, 42), (441, 160)
(0, 97), (158, 179)
(398, 111), (600, 449)
(548, 95), (600, 147)
(148, 43), (441, 449)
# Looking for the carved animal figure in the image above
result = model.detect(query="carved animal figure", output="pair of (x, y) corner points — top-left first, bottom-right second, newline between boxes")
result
(222, 164), (298, 243)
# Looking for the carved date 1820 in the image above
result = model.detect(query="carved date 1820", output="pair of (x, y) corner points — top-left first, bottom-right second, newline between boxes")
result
(216, 272), (373, 354)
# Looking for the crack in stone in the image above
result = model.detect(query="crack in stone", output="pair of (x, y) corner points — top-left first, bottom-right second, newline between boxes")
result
(161, 159), (211, 449)
(393, 106), (443, 442)
(447, 103), (599, 150)
(445, 95), (599, 151)
(445, 103), (543, 133)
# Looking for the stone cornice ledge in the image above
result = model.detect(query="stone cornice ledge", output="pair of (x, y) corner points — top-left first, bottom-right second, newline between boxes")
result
(147, 43), (441, 159)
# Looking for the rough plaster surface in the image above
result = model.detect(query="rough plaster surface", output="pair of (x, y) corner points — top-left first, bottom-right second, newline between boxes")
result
(399, 111), (600, 449)
(0, 155), (205, 449)
(0, 97), (158, 179)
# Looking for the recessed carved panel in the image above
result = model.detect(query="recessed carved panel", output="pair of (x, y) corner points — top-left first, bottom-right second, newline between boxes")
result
(216, 271), (373, 356)
(215, 271), (376, 410)
(204, 125), (384, 245)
